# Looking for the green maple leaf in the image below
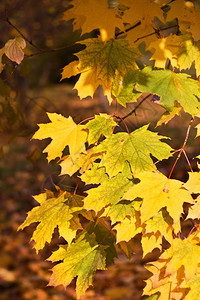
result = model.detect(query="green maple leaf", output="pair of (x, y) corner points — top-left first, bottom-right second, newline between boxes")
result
(85, 114), (117, 144)
(84, 166), (133, 213)
(48, 233), (106, 299)
(18, 192), (83, 252)
(61, 38), (140, 102)
(102, 199), (139, 224)
(112, 69), (144, 107)
(136, 67), (200, 115)
(96, 125), (172, 177)
(86, 219), (117, 265)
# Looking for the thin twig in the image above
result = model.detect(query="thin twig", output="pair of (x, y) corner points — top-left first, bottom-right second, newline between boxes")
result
(168, 118), (194, 179)
(24, 44), (76, 58)
(2, 12), (75, 58)
(182, 149), (193, 173)
(3, 13), (42, 51)
(116, 23), (178, 43)
(114, 93), (152, 125)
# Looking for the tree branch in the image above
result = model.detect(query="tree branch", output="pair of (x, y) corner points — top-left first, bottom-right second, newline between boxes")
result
(3, 12), (43, 51)
(2, 11), (75, 58)
(114, 93), (152, 126)
(115, 23), (178, 43)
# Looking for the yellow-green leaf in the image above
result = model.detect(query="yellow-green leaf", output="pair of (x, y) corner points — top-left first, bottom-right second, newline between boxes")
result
(48, 233), (106, 299)
(32, 112), (87, 162)
(61, 38), (140, 103)
(96, 125), (172, 177)
(124, 171), (194, 231)
(136, 67), (200, 116)
(85, 114), (117, 144)
(161, 238), (200, 280)
(18, 192), (82, 252)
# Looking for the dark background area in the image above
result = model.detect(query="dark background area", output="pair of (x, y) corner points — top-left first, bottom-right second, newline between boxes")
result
(0, 1), (200, 299)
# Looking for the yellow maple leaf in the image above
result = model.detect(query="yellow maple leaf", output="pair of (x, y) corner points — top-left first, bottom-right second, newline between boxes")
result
(114, 216), (142, 243)
(60, 148), (104, 176)
(148, 33), (200, 77)
(184, 172), (200, 194)
(187, 195), (200, 220)
(147, 34), (180, 69)
(143, 263), (186, 299)
(161, 238), (200, 281)
(167, 0), (200, 41)
(123, 171), (194, 231)
(195, 122), (200, 138)
(156, 106), (182, 127)
(144, 209), (173, 244)
(141, 232), (162, 257)
(32, 113), (87, 162)
(63, 0), (124, 41)
(120, 0), (164, 46)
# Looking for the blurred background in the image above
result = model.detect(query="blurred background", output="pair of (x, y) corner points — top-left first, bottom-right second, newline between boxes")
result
(0, 1), (200, 299)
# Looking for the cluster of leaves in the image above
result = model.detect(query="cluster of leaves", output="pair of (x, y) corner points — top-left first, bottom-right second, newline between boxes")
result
(19, 0), (200, 299)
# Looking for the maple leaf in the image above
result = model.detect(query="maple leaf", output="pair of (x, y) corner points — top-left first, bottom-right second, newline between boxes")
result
(160, 238), (200, 280)
(156, 107), (182, 127)
(181, 270), (200, 300)
(167, 0), (200, 41)
(80, 163), (108, 185)
(136, 67), (200, 116)
(114, 216), (142, 243)
(48, 233), (106, 299)
(184, 172), (200, 194)
(147, 34), (181, 69)
(61, 38), (140, 103)
(120, 0), (164, 46)
(96, 125), (172, 177)
(144, 209), (173, 244)
(63, 0), (124, 40)
(148, 34), (200, 77)
(123, 171), (194, 231)
(141, 232), (162, 257)
(4, 36), (26, 64)
(86, 219), (117, 265)
(102, 199), (141, 224)
(60, 147), (104, 176)
(187, 195), (200, 220)
(32, 112), (87, 162)
(85, 114), (117, 144)
(195, 122), (200, 138)
(18, 192), (83, 252)
(112, 70), (143, 106)
(83, 167), (133, 213)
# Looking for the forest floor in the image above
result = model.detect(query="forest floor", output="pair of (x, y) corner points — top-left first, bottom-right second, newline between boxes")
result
(0, 84), (199, 300)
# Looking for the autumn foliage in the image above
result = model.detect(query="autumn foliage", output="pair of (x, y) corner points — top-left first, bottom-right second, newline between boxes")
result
(12, 0), (200, 299)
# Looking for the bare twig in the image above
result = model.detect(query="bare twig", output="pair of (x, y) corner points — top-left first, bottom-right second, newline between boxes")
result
(114, 93), (152, 126)
(2, 11), (75, 58)
(3, 12), (43, 51)
(168, 118), (194, 179)
(115, 23), (178, 43)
